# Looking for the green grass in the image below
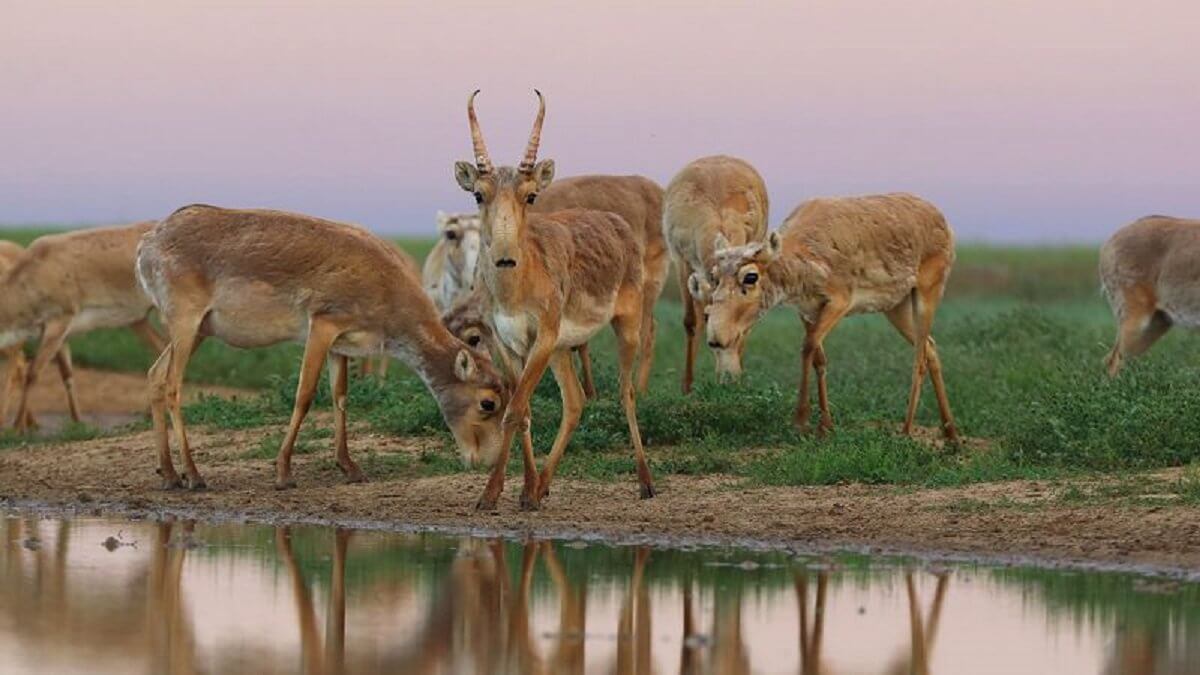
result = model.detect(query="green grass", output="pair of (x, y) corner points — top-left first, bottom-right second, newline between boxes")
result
(7, 229), (1200, 490)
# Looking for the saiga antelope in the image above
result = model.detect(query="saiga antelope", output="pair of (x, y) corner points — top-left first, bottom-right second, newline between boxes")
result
(359, 242), (420, 378)
(1100, 215), (1200, 376)
(0, 224), (166, 431)
(455, 90), (655, 511)
(663, 156), (769, 393)
(691, 193), (959, 441)
(422, 211), (482, 312)
(136, 205), (507, 490)
(441, 174), (667, 399)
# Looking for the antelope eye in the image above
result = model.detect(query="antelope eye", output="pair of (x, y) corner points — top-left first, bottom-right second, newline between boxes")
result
(467, 335), (481, 347)
(445, 230), (459, 241)
(525, 193), (537, 204)
(743, 272), (759, 285)
(473, 191), (483, 204)
(480, 398), (496, 413)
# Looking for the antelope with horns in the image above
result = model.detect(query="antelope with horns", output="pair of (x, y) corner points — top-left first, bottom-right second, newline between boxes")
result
(136, 205), (507, 490)
(455, 90), (655, 511)
(1100, 215), (1200, 376)
(0, 225), (166, 431)
(663, 155), (769, 393)
(443, 174), (668, 399)
(422, 211), (483, 312)
(690, 193), (959, 441)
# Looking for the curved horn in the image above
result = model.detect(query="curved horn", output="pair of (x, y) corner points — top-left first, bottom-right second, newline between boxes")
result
(467, 90), (493, 174)
(518, 89), (545, 174)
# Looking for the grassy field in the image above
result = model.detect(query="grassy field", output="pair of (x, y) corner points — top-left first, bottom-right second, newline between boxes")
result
(6, 228), (1200, 490)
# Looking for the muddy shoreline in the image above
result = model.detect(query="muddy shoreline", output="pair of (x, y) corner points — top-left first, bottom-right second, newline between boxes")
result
(2, 421), (1199, 581)
(5, 495), (1200, 582)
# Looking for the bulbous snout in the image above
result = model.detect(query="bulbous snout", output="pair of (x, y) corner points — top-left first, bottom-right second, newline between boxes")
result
(705, 323), (745, 381)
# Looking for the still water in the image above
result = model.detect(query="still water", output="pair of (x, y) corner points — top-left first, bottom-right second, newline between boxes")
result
(0, 511), (1197, 675)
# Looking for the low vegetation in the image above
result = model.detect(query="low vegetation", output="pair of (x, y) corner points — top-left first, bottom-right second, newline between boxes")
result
(7, 231), (1199, 490)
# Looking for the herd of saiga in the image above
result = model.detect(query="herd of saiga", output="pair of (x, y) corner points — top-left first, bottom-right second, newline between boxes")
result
(0, 91), (1194, 511)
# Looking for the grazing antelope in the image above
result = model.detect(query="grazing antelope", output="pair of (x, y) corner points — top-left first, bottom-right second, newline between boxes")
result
(1100, 215), (1200, 376)
(455, 90), (655, 511)
(422, 211), (483, 311)
(663, 156), (769, 393)
(0, 224), (166, 431)
(136, 205), (507, 490)
(690, 193), (959, 441)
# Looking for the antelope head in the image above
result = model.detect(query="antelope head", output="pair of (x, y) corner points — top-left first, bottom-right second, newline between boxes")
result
(454, 90), (555, 270)
(690, 231), (784, 379)
(440, 348), (508, 468)
(442, 290), (494, 357)
(436, 211), (483, 292)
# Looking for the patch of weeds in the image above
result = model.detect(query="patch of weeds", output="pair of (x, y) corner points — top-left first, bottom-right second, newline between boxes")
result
(240, 427), (328, 460)
(1172, 465), (1200, 505)
(185, 393), (281, 430)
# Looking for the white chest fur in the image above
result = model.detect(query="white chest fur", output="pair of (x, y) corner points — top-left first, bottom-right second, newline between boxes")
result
(493, 309), (533, 356)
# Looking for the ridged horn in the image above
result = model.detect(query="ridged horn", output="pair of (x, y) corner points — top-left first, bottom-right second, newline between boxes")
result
(518, 89), (545, 174)
(467, 90), (493, 174)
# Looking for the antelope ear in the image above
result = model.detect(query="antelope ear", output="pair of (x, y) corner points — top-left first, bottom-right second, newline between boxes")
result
(532, 159), (555, 190)
(687, 272), (712, 301)
(713, 232), (731, 252)
(764, 231), (782, 259)
(454, 348), (477, 381)
(454, 161), (479, 192)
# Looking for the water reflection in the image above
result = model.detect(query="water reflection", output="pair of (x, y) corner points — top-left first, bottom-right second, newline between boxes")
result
(0, 513), (1197, 674)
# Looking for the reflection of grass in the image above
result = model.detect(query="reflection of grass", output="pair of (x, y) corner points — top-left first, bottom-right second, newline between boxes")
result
(11, 232), (1200, 490)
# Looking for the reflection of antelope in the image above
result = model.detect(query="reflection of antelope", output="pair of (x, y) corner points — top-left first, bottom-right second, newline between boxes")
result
(882, 572), (948, 675)
(793, 570), (949, 675)
(795, 571), (829, 675)
(275, 526), (350, 675)
(455, 91), (655, 510)
(606, 546), (656, 675)
(0, 225), (166, 431)
(692, 194), (959, 441)
(137, 205), (507, 490)
(663, 156), (769, 393)
(1100, 216), (1200, 376)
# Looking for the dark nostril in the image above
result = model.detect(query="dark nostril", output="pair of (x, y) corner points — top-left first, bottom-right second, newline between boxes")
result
(481, 399), (496, 412)
(707, 340), (722, 349)
(495, 258), (516, 268)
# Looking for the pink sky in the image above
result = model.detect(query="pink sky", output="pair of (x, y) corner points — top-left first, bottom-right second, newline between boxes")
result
(2, 1), (1197, 241)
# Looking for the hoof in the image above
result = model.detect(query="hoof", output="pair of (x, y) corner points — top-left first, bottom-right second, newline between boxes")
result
(161, 477), (185, 491)
(519, 491), (541, 512)
(475, 497), (497, 512)
(344, 472), (367, 484)
(186, 476), (208, 491)
(640, 484), (657, 500)
(274, 478), (297, 491)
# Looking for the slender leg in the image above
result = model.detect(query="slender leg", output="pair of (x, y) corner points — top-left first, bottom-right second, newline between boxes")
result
(576, 344), (597, 400)
(797, 295), (851, 435)
(54, 345), (81, 423)
(165, 323), (205, 489)
(613, 297), (655, 499)
(678, 261), (700, 394)
(148, 346), (182, 489)
(130, 316), (167, 354)
(902, 260), (958, 441)
(376, 355), (390, 378)
(887, 302), (957, 440)
(794, 318), (815, 429)
(325, 529), (350, 675)
(328, 354), (364, 482)
(0, 346), (27, 429)
(636, 247), (668, 394)
(276, 316), (343, 489)
(477, 325), (559, 511)
(535, 351), (586, 503)
(14, 318), (72, 434)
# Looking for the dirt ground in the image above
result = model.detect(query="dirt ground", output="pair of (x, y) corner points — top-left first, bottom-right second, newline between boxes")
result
(2, 396), (1199, 576)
